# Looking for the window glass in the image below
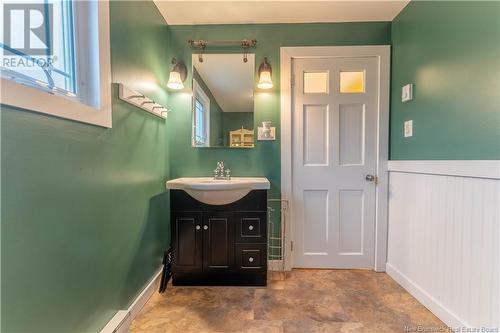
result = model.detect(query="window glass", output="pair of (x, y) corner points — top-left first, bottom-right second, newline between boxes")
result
(304, 72), (328, 94)
(194, 98), (206, 145)
(340, 71), (365, 93)
(1, 0), (77, 95)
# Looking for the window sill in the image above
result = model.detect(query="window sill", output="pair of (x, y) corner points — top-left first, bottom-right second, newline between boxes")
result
(1, 77), (112, 128)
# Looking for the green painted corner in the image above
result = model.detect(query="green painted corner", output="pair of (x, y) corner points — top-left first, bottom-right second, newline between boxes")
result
(390, 1), (500, 160)
(1, 1), (171, 332)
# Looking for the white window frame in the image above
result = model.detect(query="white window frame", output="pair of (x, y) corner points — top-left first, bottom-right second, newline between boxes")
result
(192, 78), (210, 147)
(0, 1), (112, 128)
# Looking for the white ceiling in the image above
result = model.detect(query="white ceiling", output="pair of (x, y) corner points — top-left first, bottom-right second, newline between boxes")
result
(154, 1), (409, 25)
(193, 54), (254, 113)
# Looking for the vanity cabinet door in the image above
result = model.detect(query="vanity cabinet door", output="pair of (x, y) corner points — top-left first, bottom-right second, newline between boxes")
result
(202, 212), (234, 272)
(172, 212), (203, 273)
(234, 212), (267, 243)
(235, 244), (267, 271)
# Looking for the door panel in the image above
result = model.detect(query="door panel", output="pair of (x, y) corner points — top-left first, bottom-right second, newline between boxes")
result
(339, 190), (364, 253)
(172, 212), (203, 272)
(292, 56), (378, 268)
(303, 104), (329, 166)
(339, 104), (365, 166)
(203, 212), (234, 271)
(302, 190), (329, 256)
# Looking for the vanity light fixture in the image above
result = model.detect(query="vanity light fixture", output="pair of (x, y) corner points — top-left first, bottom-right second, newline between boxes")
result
(167, 57), (187, 90)
(257, 57), (273, 89)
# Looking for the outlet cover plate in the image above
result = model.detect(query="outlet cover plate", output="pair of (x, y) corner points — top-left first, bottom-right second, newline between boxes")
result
(404, 120), (413, 137)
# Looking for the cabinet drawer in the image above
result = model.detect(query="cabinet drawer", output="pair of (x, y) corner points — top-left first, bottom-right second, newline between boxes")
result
(234, 212), (267, 243)
(235, 244), (267, 271)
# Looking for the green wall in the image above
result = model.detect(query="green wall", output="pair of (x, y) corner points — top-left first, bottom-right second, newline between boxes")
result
(1, 1), (171, 332)
(390, 1), (500, 159)
(167, 22), (391, 202)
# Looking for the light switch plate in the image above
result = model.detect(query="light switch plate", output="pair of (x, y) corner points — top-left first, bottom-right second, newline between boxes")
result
(258, 127), (276, 140)
(402, 84), (413, 103)
(404, 120), (413, 137)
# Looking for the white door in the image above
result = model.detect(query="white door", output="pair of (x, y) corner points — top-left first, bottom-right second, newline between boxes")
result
(292, 56), (379, 268)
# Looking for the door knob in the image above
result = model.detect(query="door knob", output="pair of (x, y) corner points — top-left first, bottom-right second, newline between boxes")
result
(203, 225), (208, 230)
(196, 225), (201, 230)
(248, 257), (254, 263)
(365, 174), (378, 183)
(248, 225), (254, 231)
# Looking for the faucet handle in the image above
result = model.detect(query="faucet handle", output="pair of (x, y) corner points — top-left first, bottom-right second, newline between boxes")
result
(225, 169), (231, 179)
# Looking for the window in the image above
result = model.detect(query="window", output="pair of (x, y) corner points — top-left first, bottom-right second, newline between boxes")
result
(340, 71), (365, 93)
(192, 79), (210, 147)
(1, 1), (76, 95)
(0, 1), (112, 127)
(303, 71), (329, 94)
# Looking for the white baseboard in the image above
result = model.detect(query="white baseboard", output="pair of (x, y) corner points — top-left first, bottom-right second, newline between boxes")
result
(386, 263), (467, 328)
(100, 267), (163, 333)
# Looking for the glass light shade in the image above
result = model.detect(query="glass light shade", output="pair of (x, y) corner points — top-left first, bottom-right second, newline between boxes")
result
(167, 70), (184, 90)
(258, 70), (273, 89)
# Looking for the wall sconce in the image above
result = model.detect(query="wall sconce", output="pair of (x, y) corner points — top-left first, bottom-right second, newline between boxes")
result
(257, 57), (273, 89)
(167, 57), (187, 90)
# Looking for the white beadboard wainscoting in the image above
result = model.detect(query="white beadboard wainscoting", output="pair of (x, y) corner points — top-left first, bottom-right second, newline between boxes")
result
(386, 161), (500, 329)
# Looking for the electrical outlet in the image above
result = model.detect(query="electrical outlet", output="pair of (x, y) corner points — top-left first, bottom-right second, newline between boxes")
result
(404, 120), (413, 137)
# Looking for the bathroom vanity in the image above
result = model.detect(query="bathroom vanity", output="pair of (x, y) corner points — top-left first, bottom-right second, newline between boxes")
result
(166, 176), (270, 286)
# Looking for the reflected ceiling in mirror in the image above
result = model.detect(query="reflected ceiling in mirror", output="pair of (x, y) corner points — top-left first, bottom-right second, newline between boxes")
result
(192, 54), (255, 148)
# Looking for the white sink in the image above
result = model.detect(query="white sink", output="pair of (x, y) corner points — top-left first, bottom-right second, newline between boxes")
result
(166, 177), (270, 205)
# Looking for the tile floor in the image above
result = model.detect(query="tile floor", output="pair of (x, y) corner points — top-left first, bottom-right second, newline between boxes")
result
(130, 269), (443, 333)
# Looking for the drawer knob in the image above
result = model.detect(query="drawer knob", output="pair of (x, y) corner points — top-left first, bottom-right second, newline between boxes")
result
(196, 225), (201, 230)
(248, 257), (254, 263)
(203, 225), (208, 230)
(248, 225), (254, 231)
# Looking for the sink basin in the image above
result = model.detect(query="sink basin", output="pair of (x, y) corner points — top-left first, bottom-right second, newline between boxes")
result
(166, 177), (270, 205)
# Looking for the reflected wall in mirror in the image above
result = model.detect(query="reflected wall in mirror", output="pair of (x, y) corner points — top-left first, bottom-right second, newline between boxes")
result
(192, 54), (255, 148)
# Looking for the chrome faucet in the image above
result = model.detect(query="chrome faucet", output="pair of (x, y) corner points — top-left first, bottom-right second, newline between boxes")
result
(213, 161), (231, 180)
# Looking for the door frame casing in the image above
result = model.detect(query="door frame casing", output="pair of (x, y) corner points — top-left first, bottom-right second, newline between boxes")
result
(280, 46), (390, 272)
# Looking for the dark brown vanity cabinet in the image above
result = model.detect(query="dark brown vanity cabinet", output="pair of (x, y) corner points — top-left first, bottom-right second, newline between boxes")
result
(171, 190), (267, 286)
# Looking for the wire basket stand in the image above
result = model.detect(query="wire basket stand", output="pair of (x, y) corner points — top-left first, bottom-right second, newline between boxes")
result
(267, 199), (289, 280)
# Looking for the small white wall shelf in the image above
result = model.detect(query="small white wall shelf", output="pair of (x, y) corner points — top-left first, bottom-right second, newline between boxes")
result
(118, 83), (170, 119)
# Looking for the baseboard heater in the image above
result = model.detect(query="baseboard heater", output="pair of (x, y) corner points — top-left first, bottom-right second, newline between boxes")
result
(99, 248), (171, 333)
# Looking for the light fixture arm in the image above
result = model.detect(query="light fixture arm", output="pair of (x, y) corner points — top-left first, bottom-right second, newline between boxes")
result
(170, 57), (187, 82)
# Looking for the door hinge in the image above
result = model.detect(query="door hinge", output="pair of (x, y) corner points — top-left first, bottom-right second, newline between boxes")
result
(290, 241), (294, 252)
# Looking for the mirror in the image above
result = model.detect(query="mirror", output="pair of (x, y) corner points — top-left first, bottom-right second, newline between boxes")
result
(191, 54), (255, 148)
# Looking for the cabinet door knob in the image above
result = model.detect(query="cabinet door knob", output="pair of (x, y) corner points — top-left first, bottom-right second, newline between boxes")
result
(248, 257), (254, 263)
(248, 225), (254, 231)
(203, 225), (208, 230)
(196, 225), (201, 230)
